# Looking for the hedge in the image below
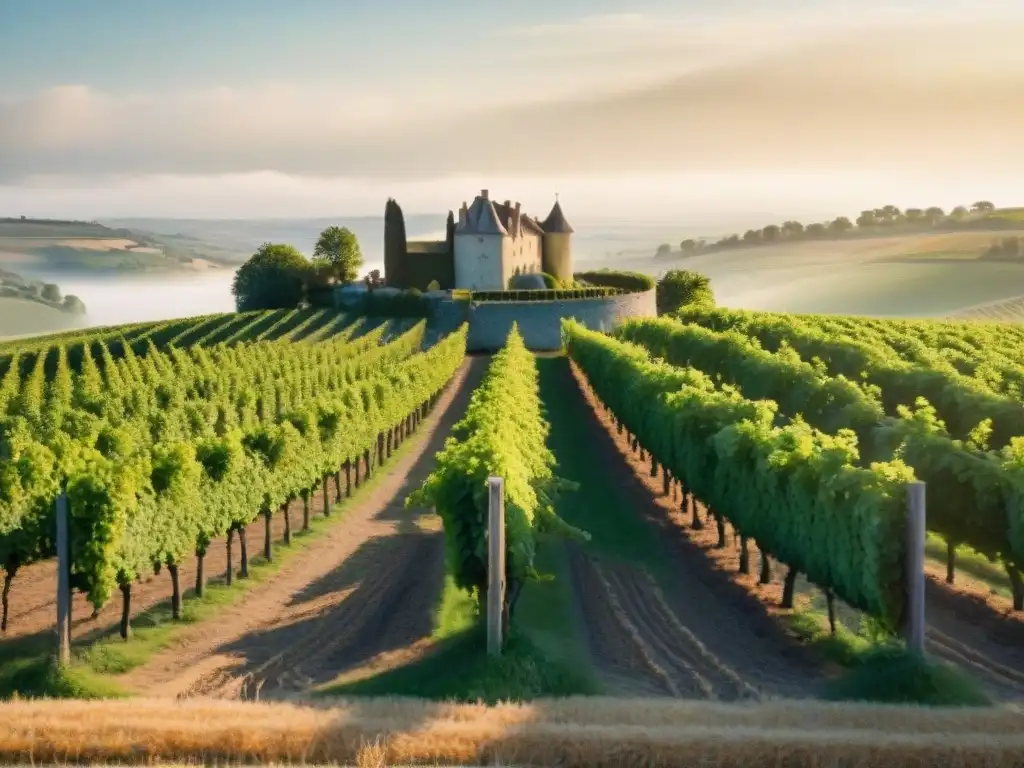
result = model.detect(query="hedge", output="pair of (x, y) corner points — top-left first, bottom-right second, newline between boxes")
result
(573, 269), (656, 292)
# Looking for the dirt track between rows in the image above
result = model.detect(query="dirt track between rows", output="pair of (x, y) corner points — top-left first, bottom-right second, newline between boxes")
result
(553, 358), (825, 702)
(564, 357), (1024, 704)
(108, 356), (489, 699)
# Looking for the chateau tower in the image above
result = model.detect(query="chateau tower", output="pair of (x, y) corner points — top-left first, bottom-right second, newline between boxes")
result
(541, 197), (574, 284)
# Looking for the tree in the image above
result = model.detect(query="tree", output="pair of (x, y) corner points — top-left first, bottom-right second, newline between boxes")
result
(805, 223), (827, 238)
(781, 221), (804, 238)
(856, 210), (876, 228)
(761, 224), (781, 241)
(656, 270), (714, 315)
(951, 205), (969, 219)
(680, 239), (697, 252)
(829, 217), (853, 233)
(904, 208), (924, 222)
(364, 269), (385, 288)
(925, 206), (945, 221)
(232, 243), (312, 311)
(41, 283), (61, 303)
(313, 226), (363, 284)
(61, 295), (86, 314)
(743, 229), (761, 242)
(656, 243), (672, 256)
(971, 201), (995, 213)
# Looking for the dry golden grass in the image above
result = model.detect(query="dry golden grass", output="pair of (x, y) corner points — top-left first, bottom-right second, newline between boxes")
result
(2, 697), (1023, 767)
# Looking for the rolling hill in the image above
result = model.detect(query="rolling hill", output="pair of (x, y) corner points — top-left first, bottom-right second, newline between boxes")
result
(0, 217), (233, 275)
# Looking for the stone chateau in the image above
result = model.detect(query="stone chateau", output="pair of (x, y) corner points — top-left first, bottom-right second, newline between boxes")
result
(383, 190), (574, 291)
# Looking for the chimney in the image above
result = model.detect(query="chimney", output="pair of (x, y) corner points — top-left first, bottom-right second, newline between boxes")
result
(481, 189), (489, 200)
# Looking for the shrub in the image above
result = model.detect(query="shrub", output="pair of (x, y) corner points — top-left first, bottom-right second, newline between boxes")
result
(573, 269), (655, 293)
(656, 270), (715, 315)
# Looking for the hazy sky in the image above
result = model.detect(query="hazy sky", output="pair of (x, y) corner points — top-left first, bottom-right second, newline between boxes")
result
(2, 0), (1024, 220)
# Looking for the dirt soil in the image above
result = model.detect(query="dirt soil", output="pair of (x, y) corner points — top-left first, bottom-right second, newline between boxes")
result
(61, 357), (487, 699)
(555, 359), (826, 702)
(565, 359), (1024, 704)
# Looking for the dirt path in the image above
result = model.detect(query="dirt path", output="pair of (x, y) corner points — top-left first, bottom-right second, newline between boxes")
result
(112, 356), (489, 699)
(4, 474), (341, 644)
(547, 358), (825, 702)
(562, 357), (1024, 704)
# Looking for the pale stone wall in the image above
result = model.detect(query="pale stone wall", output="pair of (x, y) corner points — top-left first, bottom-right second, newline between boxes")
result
(501, 232), (543, 287)
(454, 232), (504, 290)
(460, 287), (657, 351)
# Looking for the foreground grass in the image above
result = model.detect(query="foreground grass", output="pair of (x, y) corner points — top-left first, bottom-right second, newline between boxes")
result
(319, 537), (598, 702)
(4, 696), (1024, 767)
(789, 609), (991, 707)
(0, 406), (437, 700)
(534, 356), (672, 576)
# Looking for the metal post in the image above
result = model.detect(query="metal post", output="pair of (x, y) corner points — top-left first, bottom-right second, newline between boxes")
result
(486, 476), (506, 656)
(905, 481), (926, 654)
(55, 492), (71, 666)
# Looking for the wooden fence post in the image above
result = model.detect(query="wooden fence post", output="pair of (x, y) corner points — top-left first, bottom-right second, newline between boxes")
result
(905, 481), (926, 654)
(55, 492), (71, 667)
(487, 476), (505, 657)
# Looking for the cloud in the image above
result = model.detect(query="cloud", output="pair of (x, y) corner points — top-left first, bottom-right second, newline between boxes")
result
(2, 10), (1024, 183)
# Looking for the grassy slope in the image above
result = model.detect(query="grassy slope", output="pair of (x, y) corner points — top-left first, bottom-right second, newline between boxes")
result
(0, 297), (81, 339)
(608, 228), (1024, 318)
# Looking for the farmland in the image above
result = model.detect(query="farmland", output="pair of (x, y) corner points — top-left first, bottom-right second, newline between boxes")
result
(3, 300), (1024, 766)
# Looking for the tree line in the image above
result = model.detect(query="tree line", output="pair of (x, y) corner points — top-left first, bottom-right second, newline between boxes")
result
(659, 201), (1001, 256)
(231, 226), (366, 312)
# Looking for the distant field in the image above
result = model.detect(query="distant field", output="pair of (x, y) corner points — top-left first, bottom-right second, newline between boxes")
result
(620, 229), (1024, 318)
(0, 219), (228, 274)
(0, 297), (81, 338)
(954, 295), (1024, 322)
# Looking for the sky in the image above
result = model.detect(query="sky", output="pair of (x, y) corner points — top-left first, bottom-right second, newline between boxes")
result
(2, 0), (1024, 220)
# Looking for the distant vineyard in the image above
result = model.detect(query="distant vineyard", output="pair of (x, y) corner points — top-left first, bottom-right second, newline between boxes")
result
(954, 296), (1024, 323)
(0, 306), (468, 636)
(570, 309), (1024, 619)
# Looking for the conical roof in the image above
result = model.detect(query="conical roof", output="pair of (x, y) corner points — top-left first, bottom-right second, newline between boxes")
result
(542, 200), (574, 234)
(462, 195), (508, 235)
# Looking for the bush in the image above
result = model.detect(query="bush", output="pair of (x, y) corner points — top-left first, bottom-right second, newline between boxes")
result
(470, 288), (618, 302)
(232, 243), (312, 311)
(509, 273), (548, 290)
(573, 269), (655, 292)
(656, 270), (714, 315)
(538, 272), (560, 289)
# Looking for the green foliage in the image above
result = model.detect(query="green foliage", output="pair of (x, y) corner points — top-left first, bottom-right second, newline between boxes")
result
(313, 226), (364, 285)
(618, 315), (1024, 583)
(826, 645), (991, 706)
(564, 319), (915, 625)
(655, 269), (714, 315)
(573, 269), (655, 292)
(408, 325), (586, 621)
(231, 243), (312, 311)
(470, 288), (617, 302)
(0, 315), (469, 632)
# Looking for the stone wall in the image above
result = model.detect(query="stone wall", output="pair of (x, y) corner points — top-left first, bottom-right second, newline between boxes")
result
(456, 288), (656, 351)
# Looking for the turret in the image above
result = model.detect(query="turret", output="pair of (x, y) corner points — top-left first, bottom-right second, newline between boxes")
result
(541, 198), (573, 284)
